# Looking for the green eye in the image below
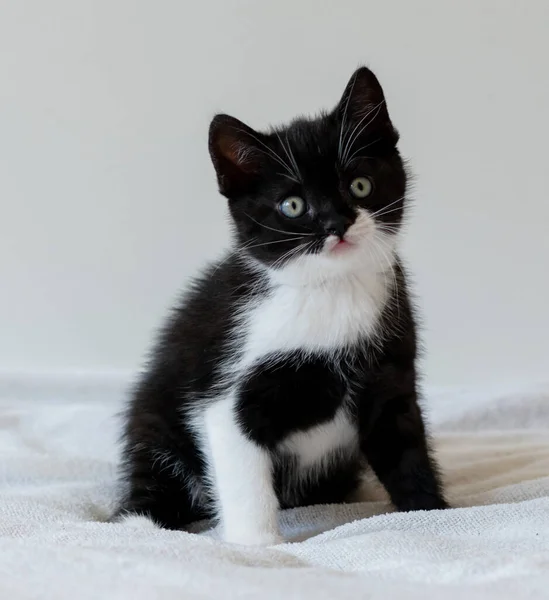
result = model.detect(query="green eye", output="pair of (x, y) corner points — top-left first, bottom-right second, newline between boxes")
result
(279, 196), (307, 218)
(350, 177), (373, 199)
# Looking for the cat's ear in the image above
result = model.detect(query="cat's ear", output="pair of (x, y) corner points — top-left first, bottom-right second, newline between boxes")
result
(209, 114), (265, 197)
(336, 66), (398, 146)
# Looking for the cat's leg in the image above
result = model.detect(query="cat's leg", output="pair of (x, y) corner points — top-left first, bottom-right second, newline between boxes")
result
(202, 393), (281, 546)
(359, 389), (448, 512)
(113, 444), (212, 530)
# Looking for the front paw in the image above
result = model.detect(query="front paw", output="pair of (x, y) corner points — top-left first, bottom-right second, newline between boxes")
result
(223, 528), (283, 546)
(397, 494), (449, 512)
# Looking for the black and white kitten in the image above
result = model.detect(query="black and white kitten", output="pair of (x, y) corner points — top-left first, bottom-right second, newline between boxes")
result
(115, 66), (447, 545)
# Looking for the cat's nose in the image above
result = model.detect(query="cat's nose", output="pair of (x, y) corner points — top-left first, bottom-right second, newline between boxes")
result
(324, 218), (351, 239)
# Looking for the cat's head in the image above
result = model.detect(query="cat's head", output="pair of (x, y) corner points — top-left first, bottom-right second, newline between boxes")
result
(209, 66), (407, 282)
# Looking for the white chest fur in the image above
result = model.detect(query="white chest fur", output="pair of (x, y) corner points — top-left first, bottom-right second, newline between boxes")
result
(237, 267), (390, 372)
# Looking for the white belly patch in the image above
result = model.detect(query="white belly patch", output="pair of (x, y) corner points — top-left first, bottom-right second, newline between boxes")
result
(278, 407), (359, 469)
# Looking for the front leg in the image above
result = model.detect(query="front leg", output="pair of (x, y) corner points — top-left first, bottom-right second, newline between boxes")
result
(203, 393), (281, 546)
(359, 385), (448, 512)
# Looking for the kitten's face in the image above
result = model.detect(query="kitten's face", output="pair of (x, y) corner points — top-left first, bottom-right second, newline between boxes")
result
(209, 67), (406, 281)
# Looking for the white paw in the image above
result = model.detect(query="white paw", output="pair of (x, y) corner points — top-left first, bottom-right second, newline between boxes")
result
(223, 528), (283, 546)
(118, 514), (158, 530)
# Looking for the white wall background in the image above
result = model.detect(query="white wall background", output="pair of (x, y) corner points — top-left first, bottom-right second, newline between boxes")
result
(1, 0), (548, 388)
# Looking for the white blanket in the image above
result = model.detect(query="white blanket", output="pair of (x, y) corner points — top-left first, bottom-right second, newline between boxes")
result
(1, 378), (548, 599)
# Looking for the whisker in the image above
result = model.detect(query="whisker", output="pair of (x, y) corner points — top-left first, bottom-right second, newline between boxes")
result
(211, 238), (258, 275)
(276, 132), (301, 182)
(344, 101), (385, 161)
(377, 220), (400, 229)
(277, 172), (301, 183)
(244, 237), (305, 251)
(271, 245), (304, 269)
(270, 239), (313, 270)
(341, 101), (385, 165)
(338, 71), (358, 162)
(371, 236), (400, 321)
(344, 138), (380, 167)
(234, 128), (298, 182)
(376, 225), (400, 235)
(370, 205), (405, 220)
(370, 239), (396, 286)
(343, 105), (384, 166)
(369, 196), (404, 218)
(344, 155), (374, 167)
(285, 132), (302, 181)
(243, 212), (314, 237)
(376, 221), (400, 229)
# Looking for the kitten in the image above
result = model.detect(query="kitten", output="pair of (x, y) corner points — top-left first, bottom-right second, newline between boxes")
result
(115, 66), (448, 545)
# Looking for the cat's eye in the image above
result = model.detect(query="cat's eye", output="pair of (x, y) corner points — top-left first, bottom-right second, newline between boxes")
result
(349, 177), (373, 199)
(279, 196), (307, 219)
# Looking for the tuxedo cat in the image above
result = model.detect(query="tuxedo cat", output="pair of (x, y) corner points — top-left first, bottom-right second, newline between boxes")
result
(115, 66), (447, 545)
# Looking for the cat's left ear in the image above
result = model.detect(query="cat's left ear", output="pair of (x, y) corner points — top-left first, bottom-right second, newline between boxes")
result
(336, 66), (399, 147)
(209, 114), (265, 197)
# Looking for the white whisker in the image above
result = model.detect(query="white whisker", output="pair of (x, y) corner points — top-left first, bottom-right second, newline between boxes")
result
(344, 138), (380, 166)
(244, 238), (305, 251)
(341, 101), (385, 165)
(370, 237), (399, 320)
(376, 224), (400, 235)
(277, 172), (300, 184)
(285, 133), (301, 181)
(211, 238), (259, 275)
(338, 71), (358, 161)
(369, 196), (404, 218)
(234, 128), (298, 182)
(243, 213), (314, 237)
(370, 205), (404, 220)
(276, 132), (301, 182)
(270, 240), (313, 270)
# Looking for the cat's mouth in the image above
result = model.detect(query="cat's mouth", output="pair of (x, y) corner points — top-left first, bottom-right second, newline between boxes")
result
(325, 235), (354, 254)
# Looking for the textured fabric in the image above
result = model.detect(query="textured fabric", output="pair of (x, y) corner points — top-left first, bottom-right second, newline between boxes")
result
(0, 380), (548, 599)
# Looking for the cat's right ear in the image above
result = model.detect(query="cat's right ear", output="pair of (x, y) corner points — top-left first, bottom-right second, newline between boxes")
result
(335, 66), (398, 148)
(209, 114), (264, 197)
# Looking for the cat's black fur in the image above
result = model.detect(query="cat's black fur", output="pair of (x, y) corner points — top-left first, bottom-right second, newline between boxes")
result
(115, 66), (447, 533)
